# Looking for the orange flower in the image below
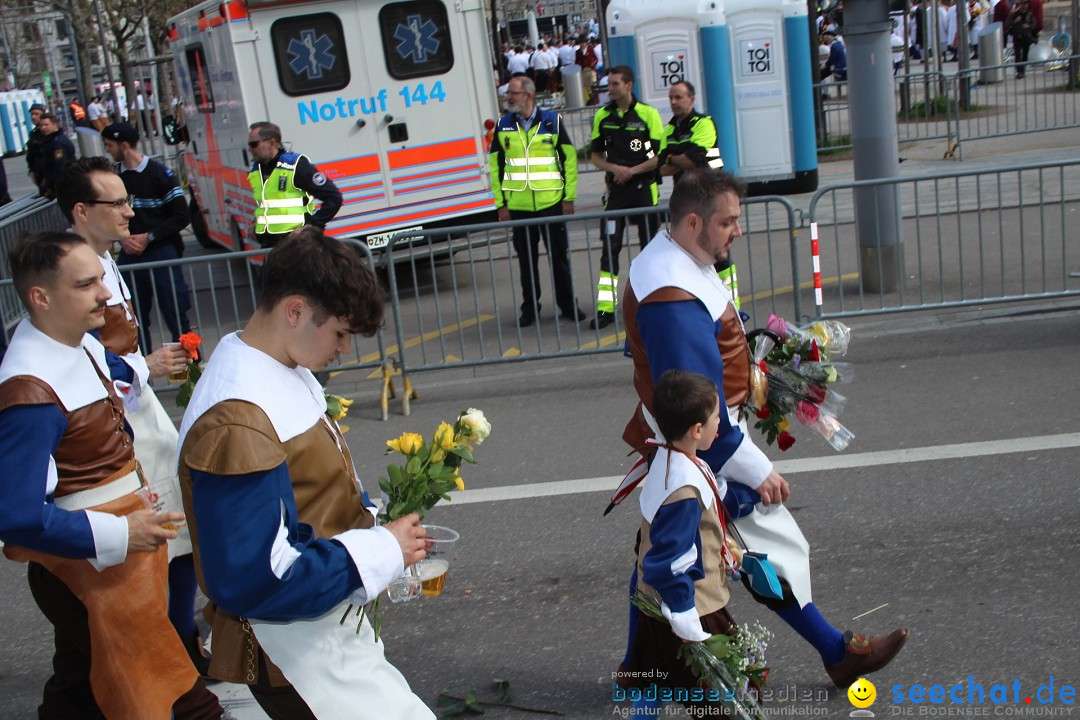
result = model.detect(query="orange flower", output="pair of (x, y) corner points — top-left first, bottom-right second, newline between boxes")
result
(178, 332), (203, 361)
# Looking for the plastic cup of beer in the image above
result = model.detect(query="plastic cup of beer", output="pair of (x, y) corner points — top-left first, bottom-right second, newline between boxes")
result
(164, 342), (190, 383)
(135, 482), (186, 532)
(417, 525), (459, 597)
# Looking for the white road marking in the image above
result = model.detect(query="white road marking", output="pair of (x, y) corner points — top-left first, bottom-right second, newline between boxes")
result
(446, 433), (1080, 506)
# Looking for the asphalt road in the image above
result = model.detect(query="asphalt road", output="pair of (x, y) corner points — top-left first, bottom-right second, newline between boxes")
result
(2, 301), (1078, 719)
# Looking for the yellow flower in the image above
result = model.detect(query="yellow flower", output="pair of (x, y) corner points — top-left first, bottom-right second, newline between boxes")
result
(331, 397), (354, 421)
(453, 469), (465, 491)
(433, 422), (456, 451)
(386, 432), (424, 455)
(778, 417), (791, 432)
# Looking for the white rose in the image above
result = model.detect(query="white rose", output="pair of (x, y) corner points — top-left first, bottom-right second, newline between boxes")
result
(459, 408), (491, 444)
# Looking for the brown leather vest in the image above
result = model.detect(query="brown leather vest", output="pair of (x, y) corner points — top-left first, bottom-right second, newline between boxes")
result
(637, 485), (731, 615)
(0, 359), (133, 495)
(0, 356), (192, 717)
(622, 283), (751, 450)
(179, 400), (375, 686)
(100, 303), (140, 356)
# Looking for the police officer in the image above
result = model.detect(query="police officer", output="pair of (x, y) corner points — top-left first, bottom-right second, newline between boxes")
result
(657, 81), (740, 309)
(32, 113), (76, 199)
(25, 103), (48, 191)
(247, 121), (343, 248)
(490, 76), (585, 327)
(587, 66), (665, 329)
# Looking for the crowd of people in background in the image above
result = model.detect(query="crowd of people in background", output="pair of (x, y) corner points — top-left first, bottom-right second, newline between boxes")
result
(498, 29), (606, 105)
(815, 0), (1046, 85)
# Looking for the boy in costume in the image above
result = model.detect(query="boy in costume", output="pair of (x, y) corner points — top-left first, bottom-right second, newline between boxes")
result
(627, 369), (739, 713)
(178, 227), (431, 719)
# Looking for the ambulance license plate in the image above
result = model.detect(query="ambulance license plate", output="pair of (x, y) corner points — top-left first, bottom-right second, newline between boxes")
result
(366, 225), (424, 249)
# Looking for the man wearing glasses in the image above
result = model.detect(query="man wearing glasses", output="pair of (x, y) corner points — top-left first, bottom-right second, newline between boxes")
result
(102, 122), (192, 351)
(247, 121), (342, 249)
(489, 76), (584, 327)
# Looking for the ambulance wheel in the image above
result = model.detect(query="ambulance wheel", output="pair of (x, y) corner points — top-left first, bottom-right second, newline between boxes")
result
(189, 196), (217, 250)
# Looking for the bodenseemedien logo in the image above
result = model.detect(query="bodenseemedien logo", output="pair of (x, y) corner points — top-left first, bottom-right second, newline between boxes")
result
(849, 677), (877, 717)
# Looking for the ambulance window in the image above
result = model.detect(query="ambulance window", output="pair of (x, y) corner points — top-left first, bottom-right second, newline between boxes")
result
(271, 13), (350, 97)
(379, 1), (454, 80)
(185, 45), (215, 113)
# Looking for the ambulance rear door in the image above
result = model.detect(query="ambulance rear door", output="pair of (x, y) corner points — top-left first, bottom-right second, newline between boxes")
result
(256, 0), (494, 249)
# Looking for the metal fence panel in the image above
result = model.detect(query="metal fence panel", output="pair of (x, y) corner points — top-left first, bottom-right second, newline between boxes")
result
(950, 54), (1080, 159)
(375, 197), (799, 388)
(807, 159), (1080, 318)
(0, 240), (392, 412)
(0, 198), (68, 334)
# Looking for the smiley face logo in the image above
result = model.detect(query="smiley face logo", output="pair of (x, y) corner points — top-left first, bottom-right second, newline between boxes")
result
(848, 677), (877, 708)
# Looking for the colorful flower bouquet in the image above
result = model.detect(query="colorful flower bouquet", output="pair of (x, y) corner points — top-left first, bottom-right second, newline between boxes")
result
(744, 314), (854, 452)
(631, 590), (770, 720)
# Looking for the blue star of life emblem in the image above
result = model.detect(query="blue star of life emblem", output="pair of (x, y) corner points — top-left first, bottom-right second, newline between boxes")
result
(393, 14), (440, 64)
(287, 29), (336, 80)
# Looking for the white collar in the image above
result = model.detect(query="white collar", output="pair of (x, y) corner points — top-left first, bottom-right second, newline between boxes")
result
(97, 251), (132, 306)
(639, 446), (717, 522)
(628, 229), (732, 320)
(0, 318), (111, 411)
(178, 331), (326, 449)
(120, 154), (150, 174)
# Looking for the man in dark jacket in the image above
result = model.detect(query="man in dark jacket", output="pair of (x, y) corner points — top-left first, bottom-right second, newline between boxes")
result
(103, 122), (192, 350)
(33, 113), (76, 199)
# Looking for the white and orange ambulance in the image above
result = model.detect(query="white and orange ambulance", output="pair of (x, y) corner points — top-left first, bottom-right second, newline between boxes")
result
(167, 0), (500, 257)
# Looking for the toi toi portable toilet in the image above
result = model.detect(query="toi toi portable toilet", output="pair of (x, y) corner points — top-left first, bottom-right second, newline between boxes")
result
(606, 0), (818, 195)
(0, 89), (46, 156)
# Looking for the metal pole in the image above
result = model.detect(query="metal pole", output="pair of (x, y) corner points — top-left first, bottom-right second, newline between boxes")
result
(92, 0), (117, 109)
(846, 0), (903, 293)
(67, 17), (88, 104)
(956, 0), (970, 110)
(1071, 0), (1079, 89)
(0, 15), (15, 89)
(38, 17), (62, 108)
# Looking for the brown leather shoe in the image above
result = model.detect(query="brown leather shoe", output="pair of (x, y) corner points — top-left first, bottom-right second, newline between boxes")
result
(825, 628), (910, 688)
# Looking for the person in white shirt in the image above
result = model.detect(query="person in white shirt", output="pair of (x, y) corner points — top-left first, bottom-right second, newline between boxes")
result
(530, 41), (557, 92)
(507, 46), (530, 75)
(87, 96), (108, 131)
(943, 0), (959, 60)
(559, 39), (577, 67)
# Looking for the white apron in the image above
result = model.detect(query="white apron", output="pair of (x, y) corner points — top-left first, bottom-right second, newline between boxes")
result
(251, 603), (435, 720)
(127, 384), (191, 560)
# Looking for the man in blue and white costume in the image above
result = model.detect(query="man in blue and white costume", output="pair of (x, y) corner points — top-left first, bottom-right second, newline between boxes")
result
(177, 227), (432, 720)
(55, 156), (214, 676)
(615, 169), (908, 688)
(0, 231), (219, 719)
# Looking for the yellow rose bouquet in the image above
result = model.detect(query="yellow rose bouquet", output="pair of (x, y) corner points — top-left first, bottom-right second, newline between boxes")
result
(380, 407), (490, 520)
(345, 408), (491, 638)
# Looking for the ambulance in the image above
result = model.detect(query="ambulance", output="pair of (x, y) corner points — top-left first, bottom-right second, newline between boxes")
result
(166, 0), (500, 258)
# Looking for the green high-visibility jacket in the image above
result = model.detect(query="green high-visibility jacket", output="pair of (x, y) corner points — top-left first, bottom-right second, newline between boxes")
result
(249, 151), (316, 235)
(489, 107), (577, 212)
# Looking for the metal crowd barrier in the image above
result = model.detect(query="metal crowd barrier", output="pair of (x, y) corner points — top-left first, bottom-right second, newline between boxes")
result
(374, 196), (800, 412)
(0, 195), (67, 337)
(815, 70), (954, 155)
(807, 158), (1080, 318)
(0, 240), (395, 417)
(946, 53), (1080, 160)
(557, 104), (604, 174)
